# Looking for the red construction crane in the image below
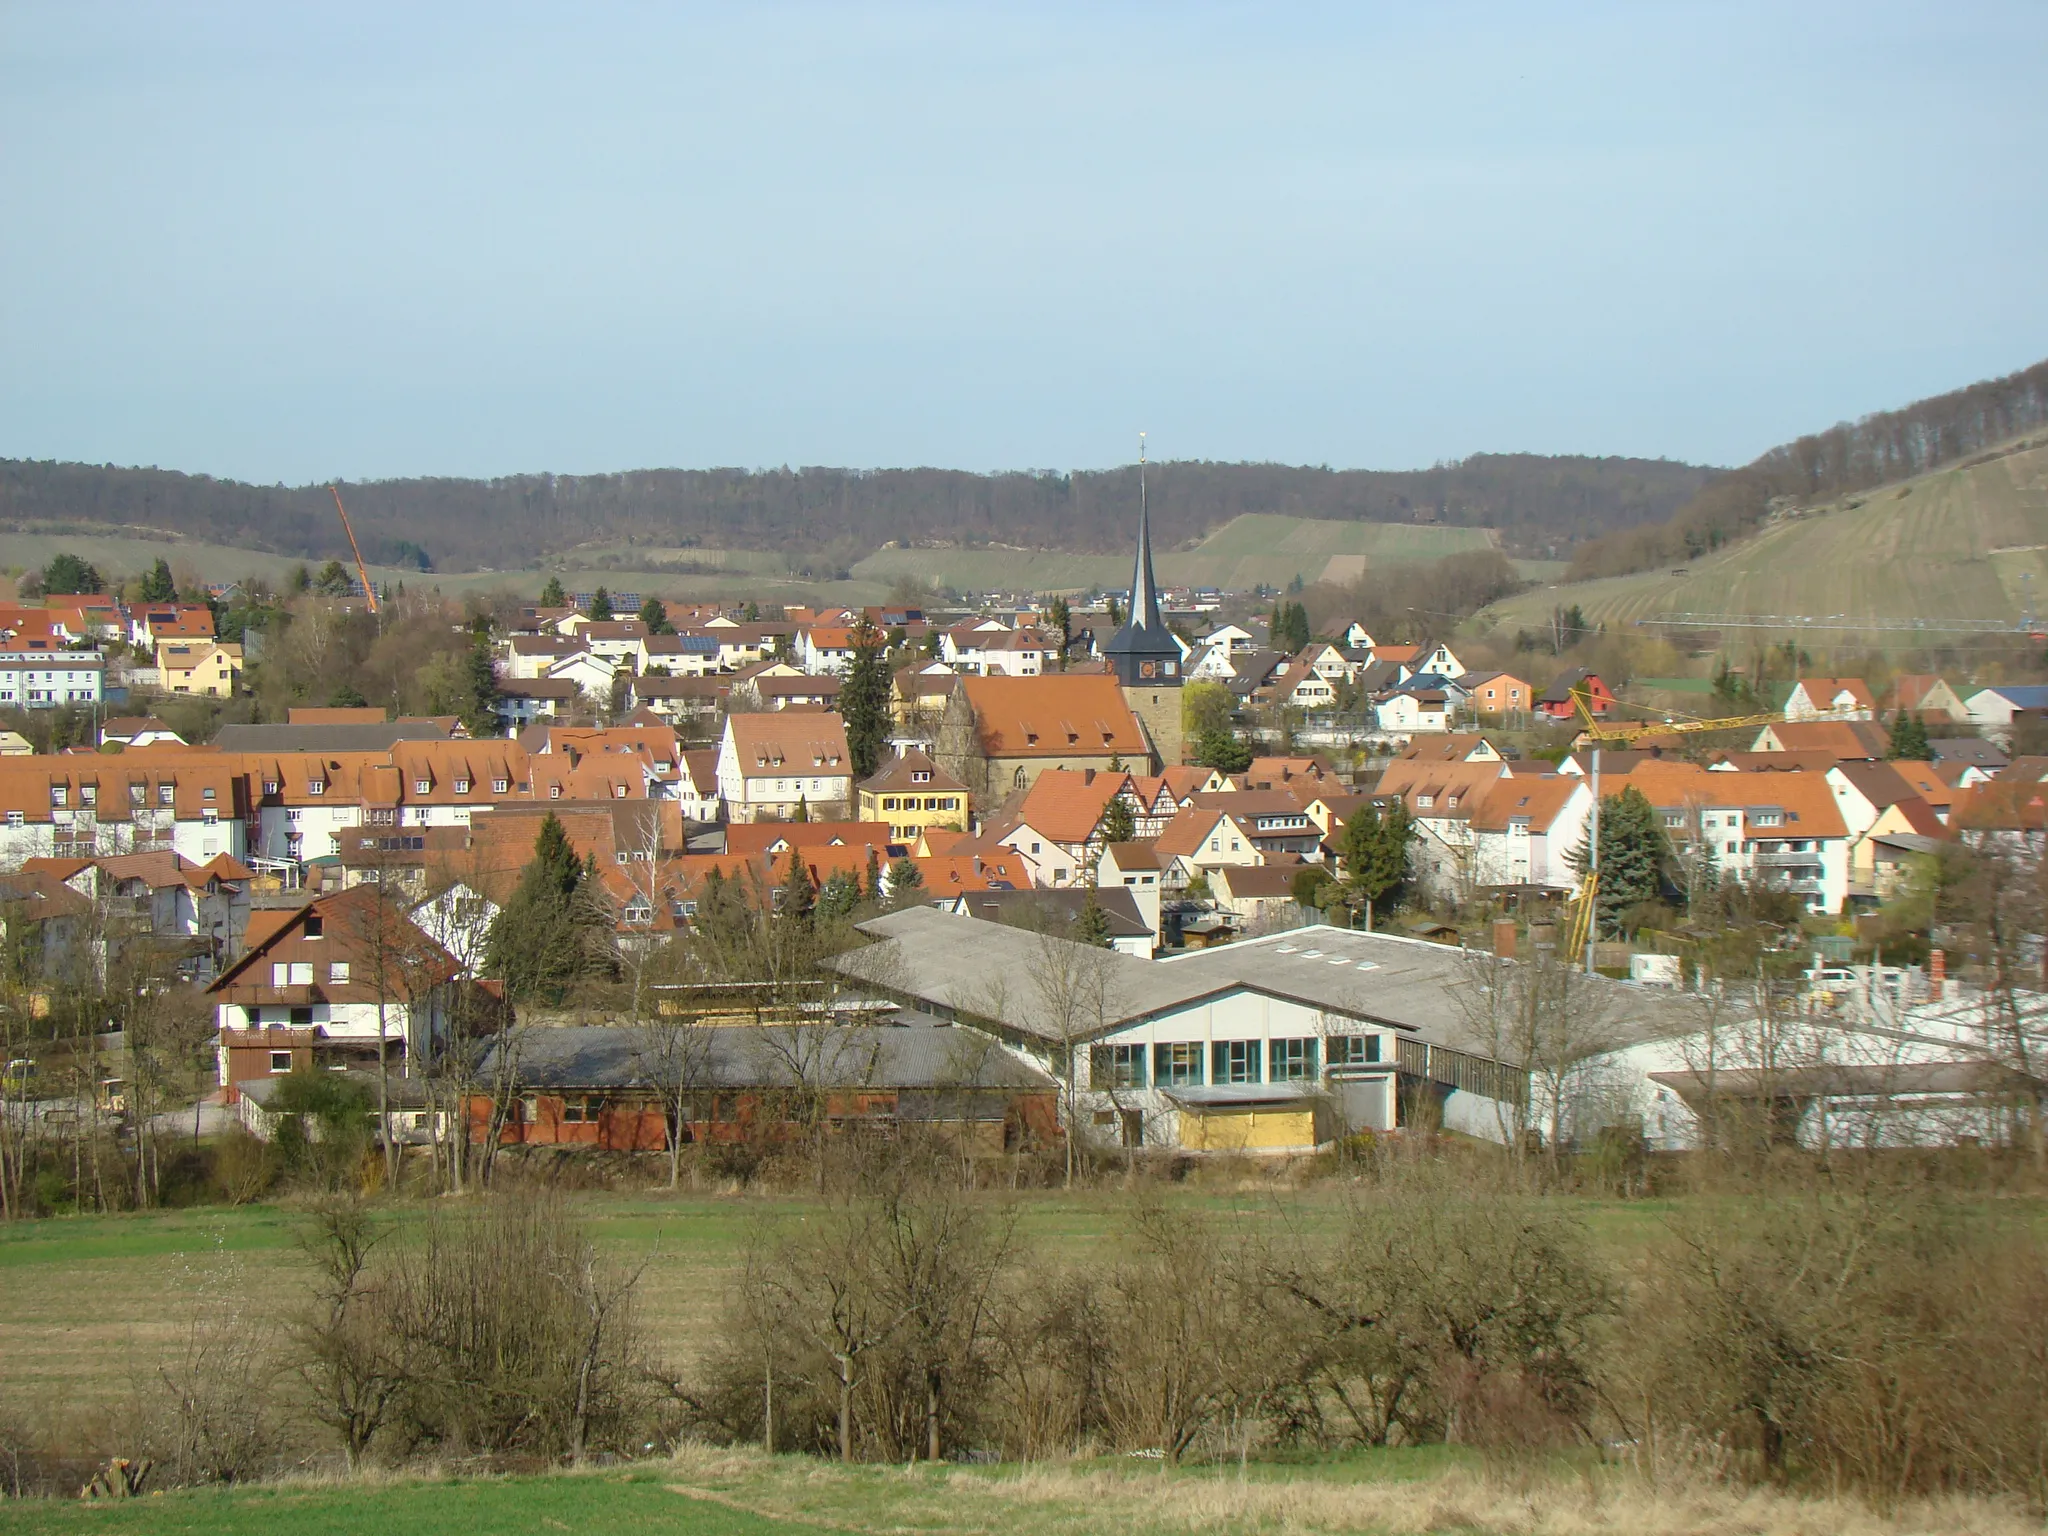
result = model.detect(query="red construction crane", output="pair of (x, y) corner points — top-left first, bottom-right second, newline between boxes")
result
(328, 485), (379, 614)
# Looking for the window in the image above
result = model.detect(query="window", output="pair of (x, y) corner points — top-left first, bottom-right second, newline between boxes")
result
(883, 797), (898, 811)
(201, 786), (215, 800)
(4, 812), (20, 828)
(415, 779), (431, 794)
(560, 1095), (603, 1124)
(131, 783), (147, 805)
(263, 779), (279, 795)
(290, 962), (314, 986)
(328, 962), (350, 984)
(550, 785), (562, 799)
(492, 778), (508, 794)
(272, 962), (289, 986)
(1328, 1035), (1382, 1066)
(1153, 1042), (1204, 1087)
(1211, 1040), (1261, 1085)
(308, 779), (325, 796)
(269, 1051), (293, 1073)
(49, 786), (66, 808)
(304, 915), (324, 938)
(454, 778), (470, 794)
(159, 783), (175, 805)
(1269, 1038), (1318, 1081)
(1090, 1043), (1146, 1090)
(80, 784), (96, 806)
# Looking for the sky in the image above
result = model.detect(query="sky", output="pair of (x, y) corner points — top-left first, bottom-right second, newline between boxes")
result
(3, 2), (2046, 484)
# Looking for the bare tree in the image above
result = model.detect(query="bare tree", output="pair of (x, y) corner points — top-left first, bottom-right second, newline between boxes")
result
(1030, 929), (1126, 1187)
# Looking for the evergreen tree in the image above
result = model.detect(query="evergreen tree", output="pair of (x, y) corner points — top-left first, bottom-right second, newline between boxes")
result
(778, 848), (815, 924)
(1098, 794), (1136, 846)
(1339, 800), (1415, 930)
(638, 596), (673, 634)
(327, 683), (369, 709)
(460, 636), (502, 739)
(792, 794), (809, 824)
(884, 857), (924, 905)
(484, 813), (604, 1002)
(139, 557), (176, 603)
(41, 552), (103, 595)
(539, 575), (567, 608)
(1075, 887), (1113, 948)
(1106, 595), (1124, 628)
(864, 845), (883, 903)
(816, 870), (862, 923)
(1195, 727), (1254, 775)
(315, 560), (353, 597)
(1568, 784), (1672, 937)
(1047, 596), (1072, 670)
(1887, 711), (1930, 760)
(588, 587), (614, 622)
(839, 617), (891, 780)
(743, 600), (761, 622)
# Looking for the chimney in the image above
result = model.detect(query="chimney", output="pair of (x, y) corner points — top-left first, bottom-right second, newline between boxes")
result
(1530, 922), (1557, 953)
(1083, 768), (1095, 785)
(1929, 947), (1945, 1002)
(1492, 919), (1516, 959)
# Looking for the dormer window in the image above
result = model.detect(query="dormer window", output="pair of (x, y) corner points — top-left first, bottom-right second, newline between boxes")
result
(550, 785), (562, 799)
(308, 780), (326, 796)
(912, 770), (931, 783)
(263, 780), (280, 795)
(202, 787), (215, 800)
(492, 778), (508, 794)
(454, 778), (470, 794)
(80, 785), (96, 806)
(159, 784), (175, 806)
(129, 783), (146, 806)
(50, 786), (66, 807)
(415, 779), (431, 794)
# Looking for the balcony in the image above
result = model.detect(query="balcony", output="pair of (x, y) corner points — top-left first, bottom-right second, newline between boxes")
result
(1751, 849), (1820, 866)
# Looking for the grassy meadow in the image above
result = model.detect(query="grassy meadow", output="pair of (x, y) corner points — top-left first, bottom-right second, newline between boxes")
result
(0, 1184), (1691, 1429)
(1471, 435), (2048, 649)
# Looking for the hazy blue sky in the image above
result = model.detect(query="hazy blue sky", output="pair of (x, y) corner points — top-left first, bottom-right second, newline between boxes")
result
(3, 2), (2045, 483)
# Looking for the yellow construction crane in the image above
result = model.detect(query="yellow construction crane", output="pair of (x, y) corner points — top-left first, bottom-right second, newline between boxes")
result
(1571, 688), (1782, 745)
(328, 485), (380, 614)
(1563, 872), (1599, 963)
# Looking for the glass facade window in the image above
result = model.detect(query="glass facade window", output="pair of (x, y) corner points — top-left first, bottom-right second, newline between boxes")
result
(1090, 1043), (1146, 1090)
(1269, 1037), (1318, 1081)
(1153, 1042), (1204, 1087)
(1211, 1040), (1261, 1085)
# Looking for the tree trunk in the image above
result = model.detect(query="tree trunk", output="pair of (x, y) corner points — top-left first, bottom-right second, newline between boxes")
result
(763, 1353), (774, 1455)
(926, 1371), (941, 1464)
(836, 1352), (854, 1463)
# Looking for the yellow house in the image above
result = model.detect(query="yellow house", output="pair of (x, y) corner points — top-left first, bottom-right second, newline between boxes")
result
(857, 746), (970, 843)
(158, 641), (243, 697)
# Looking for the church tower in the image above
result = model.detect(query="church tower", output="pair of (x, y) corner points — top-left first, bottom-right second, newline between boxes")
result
(1102, 435), (1185, 767)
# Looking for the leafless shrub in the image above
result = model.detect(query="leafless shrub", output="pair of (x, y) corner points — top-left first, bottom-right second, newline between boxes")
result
(1622, 1179), (2048, 1507)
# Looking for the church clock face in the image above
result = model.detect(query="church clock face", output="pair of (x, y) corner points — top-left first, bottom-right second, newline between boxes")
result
(1140, 661), (1159, 678)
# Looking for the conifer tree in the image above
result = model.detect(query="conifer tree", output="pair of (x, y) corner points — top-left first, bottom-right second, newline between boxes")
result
(588, 587), (614, 621)
(638, 596), (673, 634)
(140, 557), (176, 603)
(1339, 800), (1415, 930)
(460, 634), (501, 739)
(539, 575), (567, 608)
(1888, 710), (1930, 760)
(1098, 794), (1136, 846)
(1568, 784), (1672, 937)
(484, 813), (605, 1002)
(1075, 887), (1113, 948)
(884, 857), (924, 905)
(864, 845), (883, 903)
(839, 617), (891, 780)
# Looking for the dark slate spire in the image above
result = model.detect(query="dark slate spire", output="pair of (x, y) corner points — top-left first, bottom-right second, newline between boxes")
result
(1102, 433), (1182, 688)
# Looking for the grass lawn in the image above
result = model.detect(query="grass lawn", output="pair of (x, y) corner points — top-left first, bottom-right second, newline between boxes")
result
(0, 1445), (1488, 1536)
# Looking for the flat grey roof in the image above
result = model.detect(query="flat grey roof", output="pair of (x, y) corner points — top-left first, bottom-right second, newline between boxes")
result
(480, 1020), (1056, 1094)
(833, 908), (1701, 1062)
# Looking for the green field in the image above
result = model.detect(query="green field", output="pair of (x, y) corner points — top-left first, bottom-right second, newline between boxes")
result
(850, 515), (1497, 596)
(0, 514), (1498, 608)
(0, 1188), (1683, 1429)
(1470, 436), (2048, 650)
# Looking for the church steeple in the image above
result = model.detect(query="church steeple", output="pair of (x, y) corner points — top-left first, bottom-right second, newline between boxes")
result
(1127, 433), (1163, 633)
(1102, 432), (1182, 688)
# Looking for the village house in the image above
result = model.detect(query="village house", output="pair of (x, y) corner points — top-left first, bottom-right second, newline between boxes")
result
(1885, 675), (1970, 722)
(1458, 671), (1532, 717)
(715, 712), (853, 822)
(471, 1021), (1061, 1156)
(1784, 677), (1876, 721)
(1535, 667), (1613, 720)
(0, 649), (105, 708)
(208, 885), (465, 1100)
(934, 673), (1153, 805)
(0, 757), (248, 865)
(856, 746), (969, 843)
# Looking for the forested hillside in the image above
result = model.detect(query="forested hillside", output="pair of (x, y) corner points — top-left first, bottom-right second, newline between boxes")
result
(1566, 356), (2048, 581)
(0, 453), (1712, 575)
